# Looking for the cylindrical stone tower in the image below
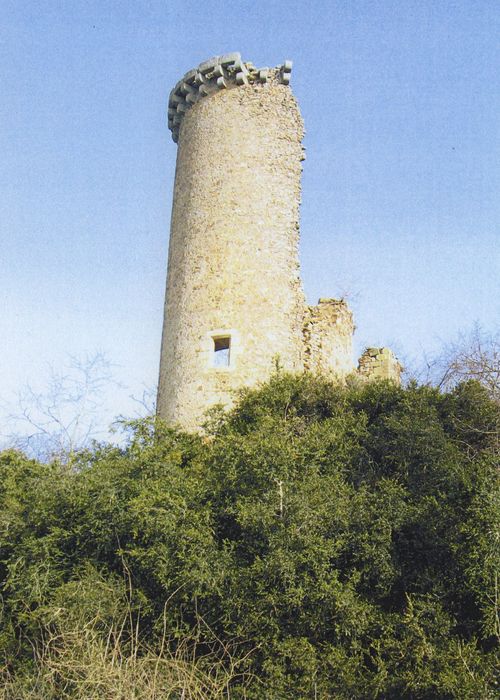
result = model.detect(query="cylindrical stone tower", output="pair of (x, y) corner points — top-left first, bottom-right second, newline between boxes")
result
(157, 54), (306, 429)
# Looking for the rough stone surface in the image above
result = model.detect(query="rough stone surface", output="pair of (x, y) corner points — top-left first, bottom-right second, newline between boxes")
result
(357, 347), (403, 383)
(167, 54), (294, 143)
(158, 55), (402, 431)
(158, 68), (307, 430)
(303, 299), (354, 377)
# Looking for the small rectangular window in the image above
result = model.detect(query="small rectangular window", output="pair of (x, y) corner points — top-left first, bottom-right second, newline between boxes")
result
(213, 336), (230, 367)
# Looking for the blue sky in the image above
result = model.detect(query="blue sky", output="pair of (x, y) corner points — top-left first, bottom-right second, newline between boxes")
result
(1, 0), (499, 433)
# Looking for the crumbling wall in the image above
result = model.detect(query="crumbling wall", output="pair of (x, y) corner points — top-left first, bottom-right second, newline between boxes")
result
(303, 299), (355, 378)
(357, 347), (402, 383)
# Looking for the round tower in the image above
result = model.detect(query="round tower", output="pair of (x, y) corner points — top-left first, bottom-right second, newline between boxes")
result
(157, 54), (306, 429)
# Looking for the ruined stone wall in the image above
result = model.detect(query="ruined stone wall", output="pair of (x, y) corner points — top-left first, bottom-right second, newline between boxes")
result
(303, 299), (355, 378)
(157, 54), (403, 430)
(357, 347), (403, 383)
(157, 56), (306, 430)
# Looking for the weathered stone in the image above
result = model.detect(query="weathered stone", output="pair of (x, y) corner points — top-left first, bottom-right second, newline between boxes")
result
(303, 299), (354, 378)
(158, 62), (306, 430)
(219, 52), (241, 66)
(158, 54), (402, 431)
(231, 58), (245, 73)
(183, 68), (197, 84)
(357, 347), (402, 383)
(198, 57), (218, 74)
(181, 82), (196, 95)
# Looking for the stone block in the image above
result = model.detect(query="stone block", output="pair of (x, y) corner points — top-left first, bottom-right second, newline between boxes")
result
(181, 81), (196, 95)
(183, 68), (197, 84)
(198, 57), (218, 74)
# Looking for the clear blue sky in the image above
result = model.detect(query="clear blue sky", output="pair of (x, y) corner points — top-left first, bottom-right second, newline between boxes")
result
(1, 0), (499, 432)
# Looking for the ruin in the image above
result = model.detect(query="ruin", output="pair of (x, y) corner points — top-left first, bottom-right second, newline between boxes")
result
(157, 53), (401, 430)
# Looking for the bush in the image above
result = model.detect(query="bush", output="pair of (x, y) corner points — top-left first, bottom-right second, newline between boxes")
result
(0, 375), (498, 698)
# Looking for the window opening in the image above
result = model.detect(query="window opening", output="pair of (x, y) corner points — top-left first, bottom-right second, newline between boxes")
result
(213, 336), (231, 367)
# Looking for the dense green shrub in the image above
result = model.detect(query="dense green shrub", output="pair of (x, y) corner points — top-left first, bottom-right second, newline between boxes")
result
(0, 375), (498, 698)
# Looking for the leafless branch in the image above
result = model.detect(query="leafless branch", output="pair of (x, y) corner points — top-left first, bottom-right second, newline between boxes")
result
(422, 324), (500, 402)
(7, 353), (120, 462)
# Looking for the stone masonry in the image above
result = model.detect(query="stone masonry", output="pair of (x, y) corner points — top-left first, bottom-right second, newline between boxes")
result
(358, 347), (403, 383)
(157, 54), (401, 430)
(303, 299), (354, 377)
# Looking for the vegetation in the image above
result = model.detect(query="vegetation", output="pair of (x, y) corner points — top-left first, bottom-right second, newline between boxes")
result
(0, 374), (498, 698)
(422, 325), (500, 402)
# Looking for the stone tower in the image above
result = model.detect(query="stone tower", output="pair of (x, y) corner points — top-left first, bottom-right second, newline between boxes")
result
(157, 53), (401, 430)
(157, 55), (307, 430)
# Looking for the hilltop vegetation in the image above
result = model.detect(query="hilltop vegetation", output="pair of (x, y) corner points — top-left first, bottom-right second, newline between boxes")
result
(0, 374), (498, 698)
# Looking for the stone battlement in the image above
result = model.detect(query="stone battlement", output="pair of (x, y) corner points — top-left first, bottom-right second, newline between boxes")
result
(167, 53), (293, 142)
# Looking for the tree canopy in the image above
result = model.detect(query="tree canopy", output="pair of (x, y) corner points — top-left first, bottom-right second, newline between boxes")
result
(0, 374), (498, 698)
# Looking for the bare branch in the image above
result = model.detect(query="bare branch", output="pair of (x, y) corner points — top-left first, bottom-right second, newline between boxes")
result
(424, 324), (500, 402)
(7, 353), (120, 462)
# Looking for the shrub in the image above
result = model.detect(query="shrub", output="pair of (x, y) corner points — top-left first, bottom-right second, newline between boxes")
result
(0, 375), (498, 698)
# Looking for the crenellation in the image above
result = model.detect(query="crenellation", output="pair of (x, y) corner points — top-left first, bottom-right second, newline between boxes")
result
(158, 54), (305, 429)
(158, 53), (402, 430)
(167, 53), (294, 142)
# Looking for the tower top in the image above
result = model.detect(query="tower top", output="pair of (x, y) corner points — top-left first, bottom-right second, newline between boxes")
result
(167, 53), (293, 142)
